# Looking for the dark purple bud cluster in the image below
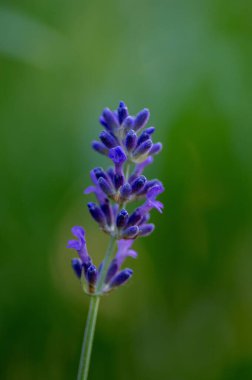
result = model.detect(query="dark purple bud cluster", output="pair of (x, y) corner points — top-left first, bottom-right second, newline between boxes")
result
(67, 102), (164, 294)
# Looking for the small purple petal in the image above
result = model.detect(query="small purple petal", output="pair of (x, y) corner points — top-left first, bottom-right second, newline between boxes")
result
(84, 185), (96, 195)
(71, 226), (85, 240)
(147, 183), (164, 200)
(67, 226), (89, 263)
(67, 240), (81, 250)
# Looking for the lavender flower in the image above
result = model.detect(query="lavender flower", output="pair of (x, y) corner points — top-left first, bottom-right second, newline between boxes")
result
(67, 101), (164, 295)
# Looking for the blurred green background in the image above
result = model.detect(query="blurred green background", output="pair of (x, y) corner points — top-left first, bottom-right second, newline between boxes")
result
(0, 1), (252, 379)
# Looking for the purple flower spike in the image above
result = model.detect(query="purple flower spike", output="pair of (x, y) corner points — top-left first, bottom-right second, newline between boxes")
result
(134, 108), (150, 131)
(68, 101), (164, 294)
(71, 258), (83, 279)
(109, 268), (133, 288)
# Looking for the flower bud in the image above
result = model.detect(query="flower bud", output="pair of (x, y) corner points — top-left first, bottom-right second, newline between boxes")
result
(99, 131), (118, 148)
(118, 101), (129, 124)
(127, 209), (142, 226)
(109, 146), (127, 165)
(100, 200), (113, 226)
(98, 177), (115, 197)
(133, 139), (153, 159)
(113, 173), (124, 190)
(116, 209), (129, 228)
(92, 141), (109, 156)
(120, 183), (132, 200)
(138, 223), (155, 237)
(136, 131), (150, 146)
(86, 264), (97, 285)
(131, 175), (147, 194)
(122, 116), (134, 131)
(134, 108), (150, 131)
(149, 142), (162, 155)
(87, 202), (106, 227)
(109, 269), (133, 288)
(105, 259), (119, 283)
(71, 258), (83, 279)
(121, 225), (139, 239)
(125, 129), (137, 152)
(102, 108), (119, 130)
(87, 264), (97, 293)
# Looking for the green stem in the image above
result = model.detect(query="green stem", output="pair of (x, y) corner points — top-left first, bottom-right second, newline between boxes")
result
(77, 296), (100, 380)
(77, 235), (117, 380)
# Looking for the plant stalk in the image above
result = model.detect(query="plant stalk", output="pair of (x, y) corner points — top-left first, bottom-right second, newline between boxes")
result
(77, 235), (117, 380)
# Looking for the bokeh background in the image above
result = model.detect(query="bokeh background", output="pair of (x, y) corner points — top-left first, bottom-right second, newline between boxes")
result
(1, 1), (252, 379)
